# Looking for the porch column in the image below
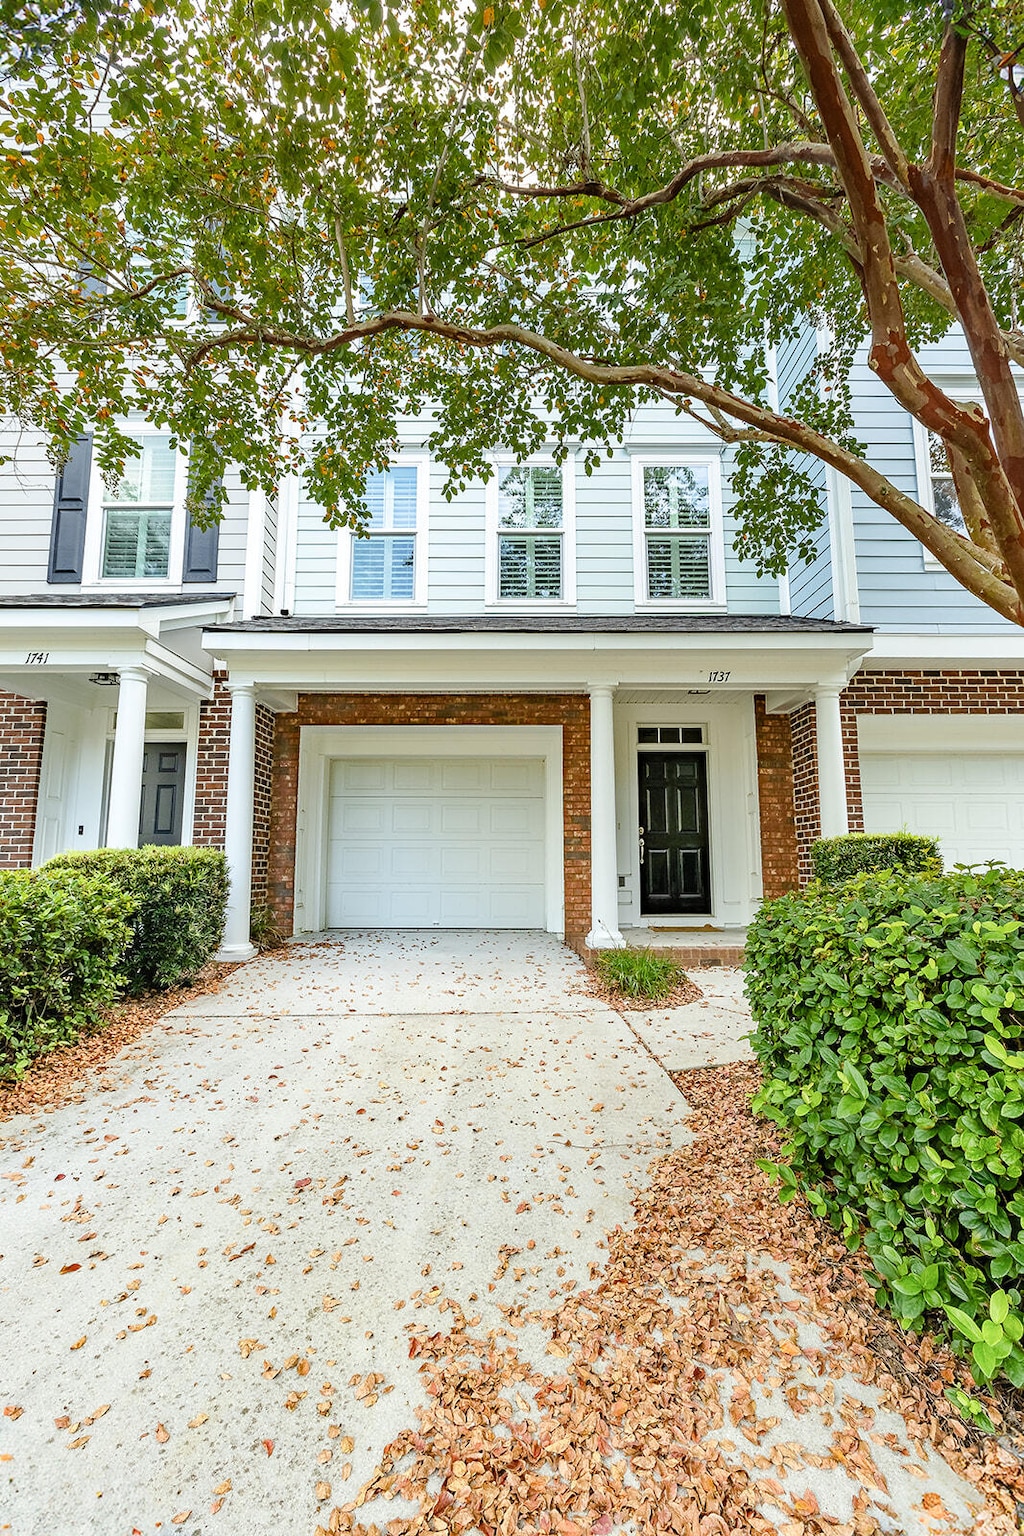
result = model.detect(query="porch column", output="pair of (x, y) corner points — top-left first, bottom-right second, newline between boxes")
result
(587, 684), (625, 950)
(218, 682), (258, 962)
(106, 666), (149, 848)
(815, 684), (849, 839)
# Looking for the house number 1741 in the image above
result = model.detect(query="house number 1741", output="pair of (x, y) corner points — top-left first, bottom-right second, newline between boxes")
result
(707, 669), (731, 683)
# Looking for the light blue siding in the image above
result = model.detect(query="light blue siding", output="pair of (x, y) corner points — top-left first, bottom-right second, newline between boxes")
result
(0, 421), (246, 598)
(849, 332), (1014, 633)
(291, 400), (782, 616)
(775, 331), (834, 620)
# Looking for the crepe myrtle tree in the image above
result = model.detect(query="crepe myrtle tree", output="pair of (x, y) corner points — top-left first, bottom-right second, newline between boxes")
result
(2, 0), (1024, 619)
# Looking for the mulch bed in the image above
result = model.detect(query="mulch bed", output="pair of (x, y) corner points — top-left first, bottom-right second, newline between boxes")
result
(317, 1061), (1024, 1536)
(0, 960), (240, 1124)
(576, 972), (705, 1012)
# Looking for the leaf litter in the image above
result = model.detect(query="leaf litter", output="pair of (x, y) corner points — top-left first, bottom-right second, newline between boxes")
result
(316, 1063), (1023, 1536)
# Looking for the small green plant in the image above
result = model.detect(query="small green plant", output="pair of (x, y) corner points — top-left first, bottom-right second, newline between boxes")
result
(945, 1292), (1024, 1386)
(810, 831), (941, 885)
(250, 902), (285, 951)
(594, 946), (685, 1002)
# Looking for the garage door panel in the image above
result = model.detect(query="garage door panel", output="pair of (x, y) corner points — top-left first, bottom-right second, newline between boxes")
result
(325, 755), (547, 928)
(391, 803), (434, 834)
(393, 761), (435, 792)
(334, 802), (388, 834)
(861, 747), (1024, 868)
(337, 761), (390, 793)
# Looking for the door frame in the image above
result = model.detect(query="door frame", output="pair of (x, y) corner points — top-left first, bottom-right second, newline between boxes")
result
(100, 704), (199, 847)
(637, 746), (712, 917)
(294, 724), (565, 935)
(613, 693), (763, 930)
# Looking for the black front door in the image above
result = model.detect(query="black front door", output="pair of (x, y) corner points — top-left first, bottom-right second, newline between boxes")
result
(638, 752), (711, 915)
(139, 741), (186, 846)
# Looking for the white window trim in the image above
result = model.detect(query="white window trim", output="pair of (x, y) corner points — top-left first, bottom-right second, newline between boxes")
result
(484, 453), (577, 609)
(335, 450), (429, 609)
(912, 395), (985, 570)
(631, 455), (727, 611)
(81, 424), (190, 589)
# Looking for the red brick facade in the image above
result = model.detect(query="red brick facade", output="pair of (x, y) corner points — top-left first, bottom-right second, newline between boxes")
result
(789, 670), (1024, 882)
(192, 677), (231, 849)
(753, 697), (800, 897)
(266, 693), (592, 938)
(251, 703), (275, 910)
(0, 690), (47, 868)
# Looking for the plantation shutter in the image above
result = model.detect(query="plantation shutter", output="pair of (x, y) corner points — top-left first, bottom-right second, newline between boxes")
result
(182, 456), (221, 584)
(47, 435), (93, 584)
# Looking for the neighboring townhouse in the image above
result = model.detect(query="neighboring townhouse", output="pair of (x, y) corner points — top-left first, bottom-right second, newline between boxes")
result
(0, 326), (1021, 959)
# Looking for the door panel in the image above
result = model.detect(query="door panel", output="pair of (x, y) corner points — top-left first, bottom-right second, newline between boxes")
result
(139, 741), (186, 846)
(639, 752), (711, 915)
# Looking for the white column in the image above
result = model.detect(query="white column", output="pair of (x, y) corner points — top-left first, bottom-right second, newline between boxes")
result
(218, 682), (258, 961)
(587, 684), (625, 950)
(815, 684), (850, 839)
(106, 666), (149, 848)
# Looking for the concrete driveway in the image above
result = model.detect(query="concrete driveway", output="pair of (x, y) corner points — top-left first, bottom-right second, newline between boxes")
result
(0, 933), (688, 1535)
(0, 933), (993, 1534)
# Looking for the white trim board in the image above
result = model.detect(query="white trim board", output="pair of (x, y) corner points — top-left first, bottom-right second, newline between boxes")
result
(857, 714), (1024, 754)
(293, 725), (565, 936)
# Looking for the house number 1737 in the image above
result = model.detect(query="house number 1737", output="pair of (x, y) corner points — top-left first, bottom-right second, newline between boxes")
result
(707, 669), (731, 683)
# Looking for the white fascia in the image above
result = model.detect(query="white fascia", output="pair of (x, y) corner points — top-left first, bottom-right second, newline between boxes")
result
(862, 632), (1024, 669)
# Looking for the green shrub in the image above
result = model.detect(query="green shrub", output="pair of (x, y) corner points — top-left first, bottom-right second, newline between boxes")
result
(745, 866), (1024, 1388)
(0, 869), (133, 1081)
(810, 831), (942, 885)
(47, 846), (228, 993)
(594, 946), (685, 1002)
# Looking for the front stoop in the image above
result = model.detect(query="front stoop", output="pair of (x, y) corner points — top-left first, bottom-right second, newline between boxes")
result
(571, 927), (747, 970)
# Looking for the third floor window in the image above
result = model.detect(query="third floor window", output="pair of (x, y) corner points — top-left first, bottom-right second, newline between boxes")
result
(497, 465), (564, 600)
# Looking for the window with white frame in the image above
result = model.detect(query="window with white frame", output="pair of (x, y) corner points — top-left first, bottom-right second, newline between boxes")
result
(496, 465), (564, 600)
(344, 461), (426, 603)
(99, 433), (180, 580)
(634, 460), (723, 604)
(925, 429), (969, 537)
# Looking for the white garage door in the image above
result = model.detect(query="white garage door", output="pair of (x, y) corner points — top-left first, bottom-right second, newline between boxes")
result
(860, 747), (1024, 868)
(325, 756), (547, 928)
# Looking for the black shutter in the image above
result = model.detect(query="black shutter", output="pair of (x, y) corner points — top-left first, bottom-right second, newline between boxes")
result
(183, 460), (221, 584)
(47, 435), (92, 584)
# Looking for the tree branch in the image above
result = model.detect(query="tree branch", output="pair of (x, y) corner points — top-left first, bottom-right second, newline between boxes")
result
(183, 302), (1023, 621)
(818, 0), (911, 189)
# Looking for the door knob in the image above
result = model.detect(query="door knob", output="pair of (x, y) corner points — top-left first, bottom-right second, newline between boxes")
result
(638, 826), (645, 865)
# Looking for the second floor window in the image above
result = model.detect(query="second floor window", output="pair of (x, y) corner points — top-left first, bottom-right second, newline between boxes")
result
(497, 466), (564, 600)
(101, 435), (177, 579)
(641, 463), (714, 601)
(351, 465), (419, 601)
(927, 431), (969, 537)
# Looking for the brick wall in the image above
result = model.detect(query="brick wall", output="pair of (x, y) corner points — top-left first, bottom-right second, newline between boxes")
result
(789, 670), (1024, 882)
(0, 690), (47, 868)
(753, 697), (800, 896)
(192, 677), (231, 848)
(251, 703), (274, 909)
(266, 693), (591, 938)
(790, 701), (820, 884)
(842, 669), (1024, 835)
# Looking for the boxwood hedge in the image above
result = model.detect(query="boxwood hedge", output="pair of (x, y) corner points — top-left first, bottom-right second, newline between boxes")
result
(0, 869), (133, 1081)
(746, 866), (1024, 1388)
(810, 831), (941, 885)
(47, 846), (228, 993)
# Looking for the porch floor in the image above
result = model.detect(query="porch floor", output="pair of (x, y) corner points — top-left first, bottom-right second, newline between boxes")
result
(619, 925), (747, 966)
